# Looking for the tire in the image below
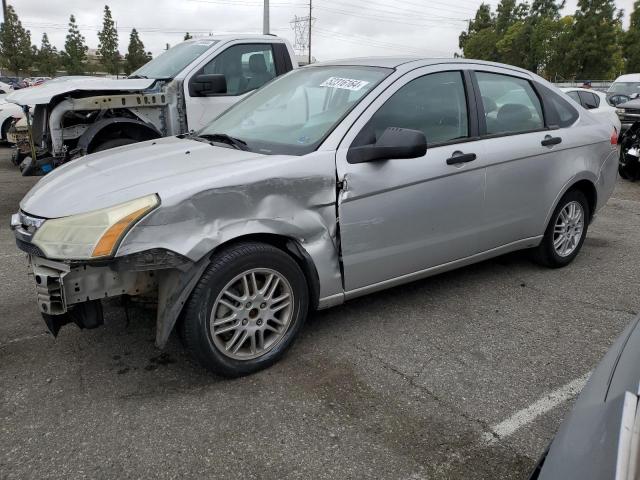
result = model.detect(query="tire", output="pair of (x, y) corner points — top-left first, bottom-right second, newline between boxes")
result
(181, 242), (309, 377)
(532, 189), (590, 268)
(92, 137), (137, 153)
(1, 118), (12, 142)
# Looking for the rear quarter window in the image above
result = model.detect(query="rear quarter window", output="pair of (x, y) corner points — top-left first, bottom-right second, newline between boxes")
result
(537, 85), (579, 128)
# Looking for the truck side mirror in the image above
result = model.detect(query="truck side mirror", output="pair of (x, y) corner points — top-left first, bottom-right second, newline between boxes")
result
(347, 127), (427, 164)
(190, 74), (227, 97)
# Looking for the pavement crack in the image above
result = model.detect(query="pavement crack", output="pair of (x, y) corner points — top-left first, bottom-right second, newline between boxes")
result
(351, 343), (502, 445)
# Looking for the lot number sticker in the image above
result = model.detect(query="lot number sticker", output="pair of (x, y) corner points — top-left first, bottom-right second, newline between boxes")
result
(320, 77), (370, 91)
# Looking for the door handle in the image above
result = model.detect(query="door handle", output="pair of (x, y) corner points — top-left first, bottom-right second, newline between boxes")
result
(541, 135), (562, 147)
(446, 152), (477, 165)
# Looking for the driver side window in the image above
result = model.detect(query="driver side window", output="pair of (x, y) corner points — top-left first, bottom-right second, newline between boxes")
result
(352, 71), (469, 147)
(200, 44), (276, 96)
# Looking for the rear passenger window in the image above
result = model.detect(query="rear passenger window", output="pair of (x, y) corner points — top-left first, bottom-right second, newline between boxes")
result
(476, 72), (544, 135)
(578, 91), (599, 109)
(353, 71), (468, 147)
(566, 91), (580, 103)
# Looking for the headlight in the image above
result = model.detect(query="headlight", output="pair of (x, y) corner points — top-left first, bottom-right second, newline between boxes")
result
(32, 194), (159, 260)
(617, 108), (626, 115)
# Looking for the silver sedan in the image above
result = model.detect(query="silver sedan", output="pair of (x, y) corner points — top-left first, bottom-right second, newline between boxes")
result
(12, 58), (619, 376)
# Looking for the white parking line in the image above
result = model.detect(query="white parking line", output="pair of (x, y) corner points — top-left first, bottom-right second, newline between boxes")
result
(482, 372), (591, 444)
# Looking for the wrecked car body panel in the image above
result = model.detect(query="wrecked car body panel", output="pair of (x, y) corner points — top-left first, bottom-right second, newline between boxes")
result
(17, 136), (343, 343)
(6, 77), (156, 106)
(5, 36), (298, 174)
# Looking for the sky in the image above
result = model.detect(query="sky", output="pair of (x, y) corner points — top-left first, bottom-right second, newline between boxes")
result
(8, 0), (637, 61)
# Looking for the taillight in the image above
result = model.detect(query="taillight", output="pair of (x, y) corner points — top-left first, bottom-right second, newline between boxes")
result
(611, 128), (618, 145)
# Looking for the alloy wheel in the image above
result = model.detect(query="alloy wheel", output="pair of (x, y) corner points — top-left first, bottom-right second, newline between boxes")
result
(553, 201), (584, 257)
(209, 268), (294, 360)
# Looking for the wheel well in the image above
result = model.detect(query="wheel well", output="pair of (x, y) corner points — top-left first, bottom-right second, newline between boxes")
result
(569, 180), (597, 221)
(88, 122), (160, 153)
(211, 233), (321, 310)
(1, 116), (13, 139)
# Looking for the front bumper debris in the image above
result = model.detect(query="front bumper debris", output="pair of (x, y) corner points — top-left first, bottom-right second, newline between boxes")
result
(29, 255), (158, 336)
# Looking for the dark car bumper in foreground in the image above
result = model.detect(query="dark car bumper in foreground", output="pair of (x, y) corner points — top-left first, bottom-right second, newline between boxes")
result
(534, 315), (640, 479)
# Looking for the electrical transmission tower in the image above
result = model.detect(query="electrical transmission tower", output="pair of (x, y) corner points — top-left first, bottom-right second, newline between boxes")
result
(290, 10), (314, 64)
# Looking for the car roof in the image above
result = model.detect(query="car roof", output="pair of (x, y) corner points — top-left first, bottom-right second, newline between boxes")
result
(310, 57), (534, 75)
(561, 87), (605, 96)
(183, 34), (287, 43)
(613, 73), (640, 82)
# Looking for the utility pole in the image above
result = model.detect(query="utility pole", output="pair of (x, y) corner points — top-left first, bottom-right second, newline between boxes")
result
(2, 0), (7, 23)
(263, 0), (270, 34)
(308, 0), (312, 64)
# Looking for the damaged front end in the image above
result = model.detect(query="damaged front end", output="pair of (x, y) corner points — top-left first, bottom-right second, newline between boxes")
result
(6, 79), (179, 176)
(11, 209), (208, 347)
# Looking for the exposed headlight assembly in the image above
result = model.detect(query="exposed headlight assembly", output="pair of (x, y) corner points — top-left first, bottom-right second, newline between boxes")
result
(32, 194), (159, 260)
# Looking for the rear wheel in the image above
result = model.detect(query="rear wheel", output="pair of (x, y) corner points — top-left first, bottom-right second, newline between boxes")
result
(532, 190), (589, 268)
(181, 242), (309, 377)
(92, 137), (137, 153)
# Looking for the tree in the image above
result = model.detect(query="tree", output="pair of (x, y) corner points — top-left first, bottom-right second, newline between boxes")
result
(124, 29), (151, 75)
(495, 0), (528, 34)
(61, 15), (88, 75)
(525, 0), (564, 73)
(97, 5), (120, 75)
(184, 32), (193, 40)
(624, 0), (640, 73)
(496, 21), (530, 67)
(569, 0), (622, 78)
(459, 4), (498, 60)
(36, 33), (59, 77)
(0, 6), (34, 75)
(544, 16), (579, 80)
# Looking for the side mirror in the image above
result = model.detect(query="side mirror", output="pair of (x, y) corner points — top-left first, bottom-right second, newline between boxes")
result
(610, 94), (630, 107)
(189, 73), (227, 97)
(347, 127), (427, 164)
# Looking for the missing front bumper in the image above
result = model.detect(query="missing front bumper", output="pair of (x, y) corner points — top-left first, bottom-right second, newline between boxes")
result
(29, 256), (158, 335)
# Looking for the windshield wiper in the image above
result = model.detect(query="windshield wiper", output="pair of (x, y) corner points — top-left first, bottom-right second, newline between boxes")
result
(128, 74), (148, 79)
(196, 133), (249, 151)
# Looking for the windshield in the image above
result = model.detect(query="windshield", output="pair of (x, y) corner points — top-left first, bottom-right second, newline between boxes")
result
(131, 39), (218, 79)
(608, 82), (640, 96)
(197, 65), (392, 155)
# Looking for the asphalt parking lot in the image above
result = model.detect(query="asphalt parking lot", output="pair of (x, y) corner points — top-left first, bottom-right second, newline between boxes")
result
(1, 146), (639, 480)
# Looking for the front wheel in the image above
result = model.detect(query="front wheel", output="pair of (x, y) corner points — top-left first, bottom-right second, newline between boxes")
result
(532, 190), (590, 268)
(181, 242), (309, 377)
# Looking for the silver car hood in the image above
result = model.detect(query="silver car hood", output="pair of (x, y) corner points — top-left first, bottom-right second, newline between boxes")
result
(6, 76), (155, 105)
(20, 136), (272, 218)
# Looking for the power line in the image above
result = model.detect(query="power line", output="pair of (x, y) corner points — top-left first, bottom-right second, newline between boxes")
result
(317, 0), (473, 21)
(313, 4), (466, 28)
(313, 27), (451, 56)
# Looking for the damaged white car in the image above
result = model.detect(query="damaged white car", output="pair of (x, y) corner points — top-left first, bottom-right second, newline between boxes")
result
(12, 58), (619, 377)
(5, 35), (296, 175)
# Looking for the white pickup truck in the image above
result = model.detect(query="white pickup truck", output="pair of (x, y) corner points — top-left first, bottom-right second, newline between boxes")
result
(6, 34), (297, 174)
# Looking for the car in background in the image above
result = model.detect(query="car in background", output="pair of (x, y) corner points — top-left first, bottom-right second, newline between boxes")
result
(29, 77), (50, 86)
(0, 76), (18, 86)
(11, 58), (619, 377)
(562, 87), (621, 131)
(0, 100), (24, 142)
(0, 81), (14, 95)
(531, 314), (640, 479)
(607, 73), (640, 106)
(613, 96), (640, 133)
(5, 35), (298, 174)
